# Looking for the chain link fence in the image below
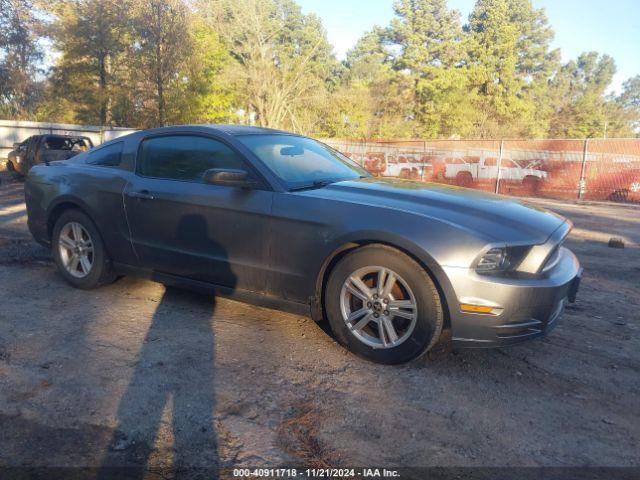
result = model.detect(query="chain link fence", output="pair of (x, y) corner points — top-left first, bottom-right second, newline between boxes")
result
(324, 138), (640, 204)
(2, 120), (639, 203)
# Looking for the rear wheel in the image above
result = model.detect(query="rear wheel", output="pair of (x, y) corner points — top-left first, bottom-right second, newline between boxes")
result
(455, 171), (473, 188)
(325, 245), (444, 364)
(609, 189), (629, 202)
(52, 209), (116, 289)
(522, 175), (541, 194)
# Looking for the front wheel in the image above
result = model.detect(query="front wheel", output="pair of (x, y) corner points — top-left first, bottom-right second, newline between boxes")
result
(325, 245), (444, 364)
(52, 209), (116, 289)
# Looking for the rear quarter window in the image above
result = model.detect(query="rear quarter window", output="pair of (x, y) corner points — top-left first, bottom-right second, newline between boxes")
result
(86, 142), (124, 167)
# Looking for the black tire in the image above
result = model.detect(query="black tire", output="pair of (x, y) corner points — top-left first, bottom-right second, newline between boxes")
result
(6, 160), (14, 172)
(324, 244), (444, 364)
(51, 209), (116, 289)
(522, 175), (540, 194)
(609, 189), (629, 202)
(456, 171), (473, 188)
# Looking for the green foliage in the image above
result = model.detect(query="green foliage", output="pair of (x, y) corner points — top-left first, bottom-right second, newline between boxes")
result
(617, 75), (640, 134)
(165, 18), (236, 125)
(0, 0), (44, 119)
(198, 0), (338, 133)
(0, 0), (637, 138)
(464, 0), (562, 137)
(41, 0), (234, 127)
(387, 0), (477, 138)
(548, 52), (618, 138)
(46, 0), (131, 125)
(325, 27), (415, 138)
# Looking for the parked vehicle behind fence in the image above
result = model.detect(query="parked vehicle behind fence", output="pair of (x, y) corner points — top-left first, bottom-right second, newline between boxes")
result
(383, 152), (433, 180)
(329, 139), (640, 204)
(445, 154), (548, 192)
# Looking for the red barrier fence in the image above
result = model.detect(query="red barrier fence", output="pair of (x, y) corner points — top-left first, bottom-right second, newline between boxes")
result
(324, 138), (640, 203)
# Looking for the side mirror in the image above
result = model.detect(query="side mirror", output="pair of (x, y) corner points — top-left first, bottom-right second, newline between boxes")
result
(203, 168), (257, 188)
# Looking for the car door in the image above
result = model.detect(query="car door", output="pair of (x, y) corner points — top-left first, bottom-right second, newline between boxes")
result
(480, 157), (498, 180)
(123, 133), (273, 294)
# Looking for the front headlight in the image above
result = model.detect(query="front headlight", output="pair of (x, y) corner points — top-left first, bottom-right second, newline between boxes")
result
(475, 246), (530, 274)
(476, 248), (506, 273)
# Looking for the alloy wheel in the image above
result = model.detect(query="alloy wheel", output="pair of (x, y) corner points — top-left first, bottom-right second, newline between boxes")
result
(58, 222), (94, 278)
(339, 266), (418, 349)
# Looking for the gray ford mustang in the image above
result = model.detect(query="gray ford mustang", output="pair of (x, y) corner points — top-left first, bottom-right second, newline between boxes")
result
(24, 125), (582, 364)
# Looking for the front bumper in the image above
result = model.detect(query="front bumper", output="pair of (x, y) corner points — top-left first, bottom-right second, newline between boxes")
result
(444, 247), (581, 348)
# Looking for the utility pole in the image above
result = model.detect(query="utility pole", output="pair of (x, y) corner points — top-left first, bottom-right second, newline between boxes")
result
(578, 139), (589, 200)
(494, 140), (504, 194)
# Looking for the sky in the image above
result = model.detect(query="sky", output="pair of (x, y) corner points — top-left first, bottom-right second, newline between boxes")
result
(296, 0), (640, 93)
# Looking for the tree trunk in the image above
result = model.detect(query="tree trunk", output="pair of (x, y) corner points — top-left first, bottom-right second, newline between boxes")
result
(156, 42), (165, 126)
(98, 53), (107, 125)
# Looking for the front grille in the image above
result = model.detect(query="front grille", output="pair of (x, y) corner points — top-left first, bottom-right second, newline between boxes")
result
(494, 319), (543, 339)
(493, 299), (565, 340)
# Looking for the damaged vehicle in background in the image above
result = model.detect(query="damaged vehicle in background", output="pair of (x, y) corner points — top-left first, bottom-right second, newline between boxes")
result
(7, 134), (93, 177)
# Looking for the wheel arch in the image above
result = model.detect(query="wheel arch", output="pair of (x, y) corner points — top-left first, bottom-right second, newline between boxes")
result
(312, 235), (454, 332)
(522, 174), (541, 183)
(46, 196), (95, 241)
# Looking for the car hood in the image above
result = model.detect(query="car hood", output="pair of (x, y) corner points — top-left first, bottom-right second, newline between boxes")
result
(302, 177), (566, 244)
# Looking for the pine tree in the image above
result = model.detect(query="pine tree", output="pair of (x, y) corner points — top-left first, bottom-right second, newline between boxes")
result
(387, 0), (475, 138)
(465, 0), (559, 137)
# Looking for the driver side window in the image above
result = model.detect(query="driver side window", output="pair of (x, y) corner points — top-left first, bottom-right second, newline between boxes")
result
(137, 135), (247, 182)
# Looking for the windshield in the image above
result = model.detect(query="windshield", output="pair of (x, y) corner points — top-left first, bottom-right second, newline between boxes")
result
(236, 134), (369, 189)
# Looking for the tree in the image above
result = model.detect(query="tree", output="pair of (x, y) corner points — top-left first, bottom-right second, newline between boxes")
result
(0, 0), (43, 118)
(162, 17), (236, 125)
(386, 0), (475, 138)
(200, 0), (338, 133)
(616, 75), (640, 136)
(465, 0), (559, 137)
(48, 0), (131, 125)
(548, 52), (617, 138)
(321, 27), (415, 139)
(129, 0), (190, 126)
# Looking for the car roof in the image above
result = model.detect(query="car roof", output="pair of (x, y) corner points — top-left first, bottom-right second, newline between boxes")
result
(139, 124), (292, 136)
(203, 124), (291, 136)
(43, 134), (90, 140)
(107, 124), (300, 144)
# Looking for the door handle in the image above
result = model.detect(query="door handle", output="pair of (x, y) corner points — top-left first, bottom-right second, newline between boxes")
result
(127, 190), (155, 200)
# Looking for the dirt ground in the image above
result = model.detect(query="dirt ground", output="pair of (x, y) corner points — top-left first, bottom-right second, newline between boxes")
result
(0, 170), (639, 476)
